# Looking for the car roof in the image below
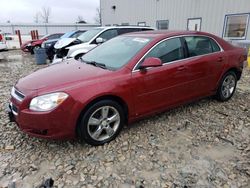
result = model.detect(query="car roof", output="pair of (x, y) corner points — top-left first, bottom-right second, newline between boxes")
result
(94, 26), (155, 30)
(123, 30), (217, 39)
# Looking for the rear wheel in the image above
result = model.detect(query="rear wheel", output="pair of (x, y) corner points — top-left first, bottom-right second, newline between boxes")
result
(216, 71), (237, 101)
(77, 100), (125, 146)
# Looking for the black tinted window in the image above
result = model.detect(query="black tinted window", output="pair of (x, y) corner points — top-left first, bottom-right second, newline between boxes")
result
(98, 29), (118, 41)
(118, 28), (141, 35)
(210, 39), (221, 52)
(145, 38), (184, 63)
(184, 36), (214, 57)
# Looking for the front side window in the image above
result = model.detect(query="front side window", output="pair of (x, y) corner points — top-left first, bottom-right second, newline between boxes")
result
(144, 37), (184, 64)
(156, 20), (169, 30)
(223, 14), (249, 39)
(184, 36), (218, 57)
(118, 28), (140, 35)
(98, 29), (118, 41)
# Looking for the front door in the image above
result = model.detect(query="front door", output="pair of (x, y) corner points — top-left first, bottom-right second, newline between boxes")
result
(131, 37), (188, 116)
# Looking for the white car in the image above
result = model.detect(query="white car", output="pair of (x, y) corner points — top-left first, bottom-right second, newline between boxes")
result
(52, 26), (155, 64)
(0, 32), (7, 51)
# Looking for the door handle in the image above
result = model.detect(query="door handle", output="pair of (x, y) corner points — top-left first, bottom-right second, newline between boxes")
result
(217, 57), (224, 62)
(177, 66), (187, 71)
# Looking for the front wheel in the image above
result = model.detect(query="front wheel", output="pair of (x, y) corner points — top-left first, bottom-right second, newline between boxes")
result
(77, 100), (125, 146)
(216, 71), (237, 102)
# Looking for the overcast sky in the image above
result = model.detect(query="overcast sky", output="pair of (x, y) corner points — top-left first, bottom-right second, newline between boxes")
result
(0, 0), (100, 24)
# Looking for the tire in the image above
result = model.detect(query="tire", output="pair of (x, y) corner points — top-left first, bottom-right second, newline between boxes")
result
(77, 100), (125, 146)
(216, 71), (237, 102)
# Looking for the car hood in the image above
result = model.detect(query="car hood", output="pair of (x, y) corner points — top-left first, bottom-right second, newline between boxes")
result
(16, 59), (112, 92)
(54, 38), (77, 49)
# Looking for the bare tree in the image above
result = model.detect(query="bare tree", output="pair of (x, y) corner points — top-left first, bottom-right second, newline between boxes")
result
(76, 16), (87, 24)
(40, 7), (51, 23)
(34, 12), (40, 23)
(94, 8), (102, 25)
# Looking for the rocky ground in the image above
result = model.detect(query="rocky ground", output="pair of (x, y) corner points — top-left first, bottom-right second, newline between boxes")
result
(0, 50), (249, 188)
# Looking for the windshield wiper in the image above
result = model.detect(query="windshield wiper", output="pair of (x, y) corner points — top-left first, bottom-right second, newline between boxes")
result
(81, 59), (107, 69)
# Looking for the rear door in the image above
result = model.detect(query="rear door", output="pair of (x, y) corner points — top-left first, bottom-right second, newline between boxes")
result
(182, 36), (225, 96)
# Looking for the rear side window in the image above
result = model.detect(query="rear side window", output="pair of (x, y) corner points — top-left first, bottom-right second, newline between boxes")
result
(184, 36), (220, 57)
(118, 28), (141, 35)
(141, 28), (154, 31)
(210, 39), (221, 52)
(144, 37), (184, 64)
(98, 29), (118, 41)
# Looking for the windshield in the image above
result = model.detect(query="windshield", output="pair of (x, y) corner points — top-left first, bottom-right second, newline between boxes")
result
(60, 31), (75, 39)
(77, 28), (102, 42)
(41, 34), (50, 40)
(81, 36), (152, 70)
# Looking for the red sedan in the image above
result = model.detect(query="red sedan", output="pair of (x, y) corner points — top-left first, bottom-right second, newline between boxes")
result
(8, 31), (247, 146)
(21, 33), (63, 54)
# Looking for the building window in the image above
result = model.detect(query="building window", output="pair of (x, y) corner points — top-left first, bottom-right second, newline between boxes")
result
(187, 18), (202, 31)
(156, 20), (169, 30)
(223, 13), (249, 40)
(121, 23), (129, 26)
(137, 22), (146, 26)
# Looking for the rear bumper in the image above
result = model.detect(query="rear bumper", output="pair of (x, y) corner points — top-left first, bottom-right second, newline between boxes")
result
(0, 43), (7, 50)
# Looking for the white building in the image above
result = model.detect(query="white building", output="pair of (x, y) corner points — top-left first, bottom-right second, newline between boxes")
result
(100, 0), (250, 42)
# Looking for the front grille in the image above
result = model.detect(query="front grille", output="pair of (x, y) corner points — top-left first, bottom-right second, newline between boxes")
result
(11, 87), (25, 102)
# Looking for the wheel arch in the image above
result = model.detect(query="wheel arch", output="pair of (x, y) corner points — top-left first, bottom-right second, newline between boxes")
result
(225, 67), (242, 80)
(75, 95), (129, 137)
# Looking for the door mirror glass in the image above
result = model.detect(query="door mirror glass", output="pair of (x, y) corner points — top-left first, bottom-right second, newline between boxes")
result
(139, 57), (162, 69)
(96, 37), (105, 44)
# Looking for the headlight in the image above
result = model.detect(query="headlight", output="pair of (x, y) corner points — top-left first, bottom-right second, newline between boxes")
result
(29, 92), (68, 111)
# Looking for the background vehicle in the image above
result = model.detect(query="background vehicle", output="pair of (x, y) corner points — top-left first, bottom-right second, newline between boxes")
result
(42, 30), (86, 61)
(52, 26), (155, 64)
(8, 31), (246, 146)
(0, 32), (8, 51)
(21, 33), (64, 54)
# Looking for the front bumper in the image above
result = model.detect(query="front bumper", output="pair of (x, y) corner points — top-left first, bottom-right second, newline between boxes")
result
(7, 97), (78, 140)
(6, 103), (15, 122)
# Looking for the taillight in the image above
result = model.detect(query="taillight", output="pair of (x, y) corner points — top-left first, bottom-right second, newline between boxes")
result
(0, 34), (2, 42)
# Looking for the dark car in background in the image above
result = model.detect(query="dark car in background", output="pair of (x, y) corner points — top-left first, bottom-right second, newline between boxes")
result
(42, 30), (86, 61)
(21, 33), (64, 54)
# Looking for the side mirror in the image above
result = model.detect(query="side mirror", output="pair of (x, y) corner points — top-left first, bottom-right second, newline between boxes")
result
(96, 37), (105, 44)
(139, 57), (162, 70)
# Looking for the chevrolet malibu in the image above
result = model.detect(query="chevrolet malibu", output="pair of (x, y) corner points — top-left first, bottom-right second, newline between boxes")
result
(8, 31), (247, 146)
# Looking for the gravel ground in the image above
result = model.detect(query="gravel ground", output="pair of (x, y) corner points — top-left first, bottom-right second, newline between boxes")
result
(0, 50), (249, 188)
